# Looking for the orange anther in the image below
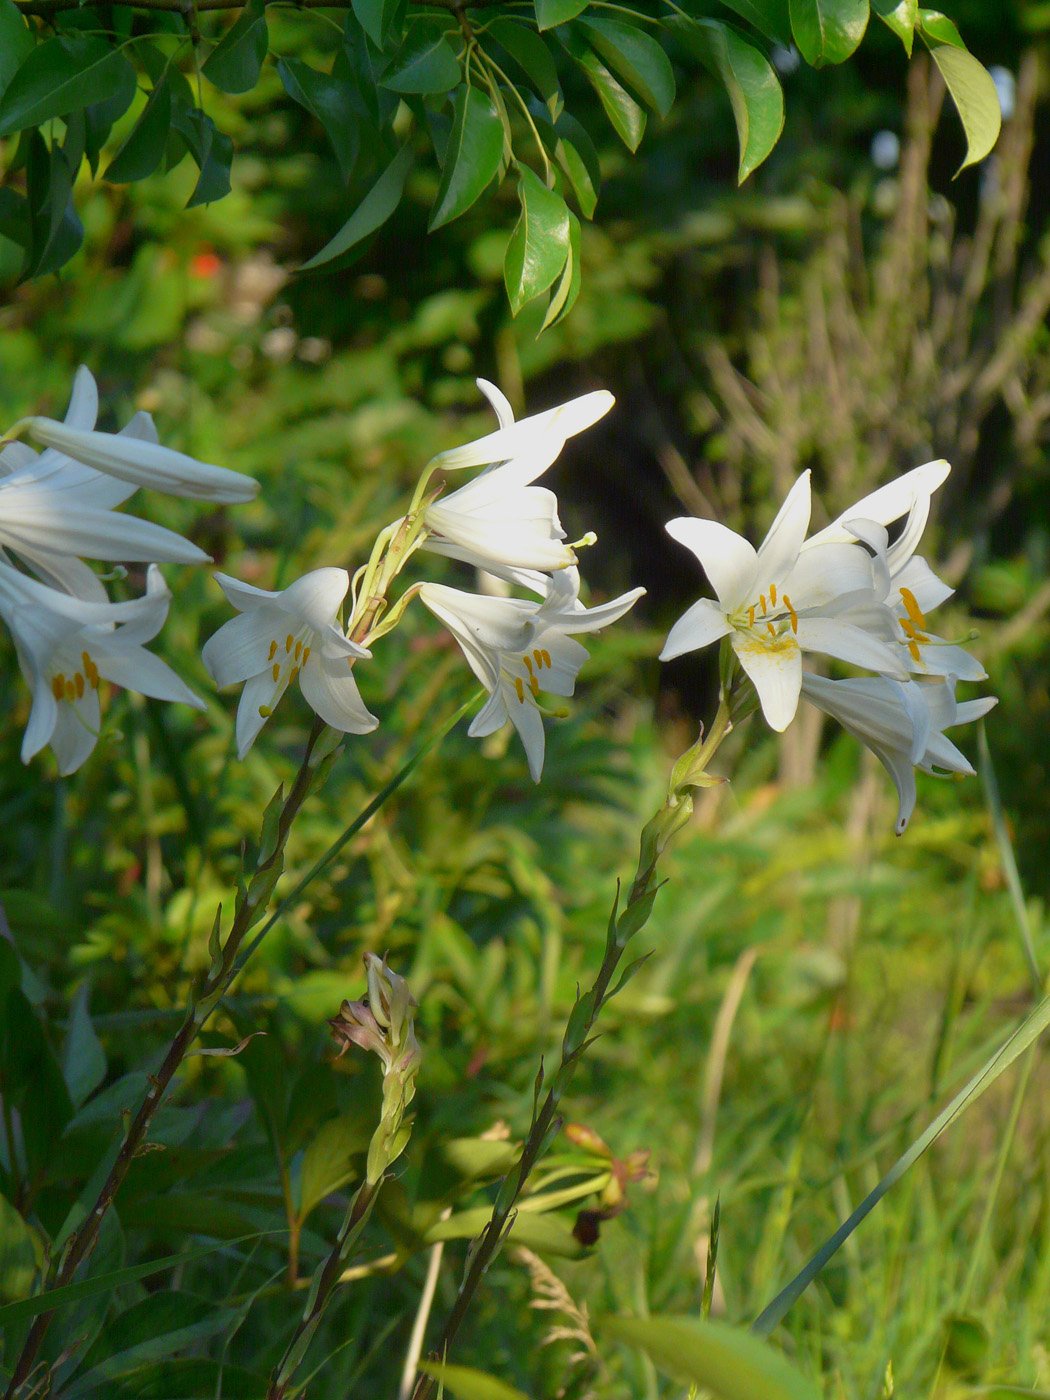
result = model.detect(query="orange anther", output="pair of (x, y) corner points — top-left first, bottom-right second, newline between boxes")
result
(899, 587), (927, 631)
(539, 648), (551, 667)
(272, 663), (281, 683)
(769, 582), (777, 605)
(268, 640), (278, 661)
(783, 594), (798, 632)
(51, 674), (65, 701)
(514, 676), (525, 703)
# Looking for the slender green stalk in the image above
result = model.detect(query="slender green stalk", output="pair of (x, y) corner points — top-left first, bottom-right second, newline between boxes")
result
(409, 699), (733, 1400)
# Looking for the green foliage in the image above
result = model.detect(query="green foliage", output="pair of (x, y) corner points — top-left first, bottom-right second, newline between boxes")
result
(0, 0), (999, 309)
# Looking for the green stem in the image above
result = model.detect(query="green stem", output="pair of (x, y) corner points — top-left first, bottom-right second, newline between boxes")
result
(409, 702), (734, 1400)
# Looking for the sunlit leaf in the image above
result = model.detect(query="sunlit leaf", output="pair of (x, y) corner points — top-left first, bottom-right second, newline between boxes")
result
(429, 85), (504, 230)
(560, 30), (647, 152)
(534, 0), (588, 30)
(504, 165), (570, 315)
(789, 0), (870, 67)
(487, 18), (562, 117)
(419, 1363), (531, 1400)
(541, 209), (581, 328)
(716, 0), (792, 45)
(576, 17), (676, 118)
(601, 1315), (821, 1400)
(672, 17), (784, 181)
(919, 15), (1001, 172)
(871, 0), (917, 53)
(299, 143), (413, 269)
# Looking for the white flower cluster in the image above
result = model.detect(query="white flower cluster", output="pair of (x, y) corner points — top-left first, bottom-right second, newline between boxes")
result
(1, 367), (258, 774)
(661, 464), (995, 833)
(204, 380), (644, 778)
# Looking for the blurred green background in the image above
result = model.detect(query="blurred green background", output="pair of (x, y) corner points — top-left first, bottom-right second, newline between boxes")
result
(2, 2), (1050, 1395)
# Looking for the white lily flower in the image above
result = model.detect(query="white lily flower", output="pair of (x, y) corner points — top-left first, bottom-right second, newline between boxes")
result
(421, 380), (598, 582)
(660, 471), (907, 731)
(420, 567), (643, 780)
(10, 365), (259, 504)
(0, 561), (204, 775)
(814, 462), (986, 682)
(202, 567), (377, 758)
(800, 673), (997, 834)
(1, 400), (209, 588)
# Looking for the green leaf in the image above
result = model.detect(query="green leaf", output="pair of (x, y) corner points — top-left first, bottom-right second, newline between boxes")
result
(299, 143), (413, 270)
(504, 165), (570, 315)
(422, 1206), (586, 1256)
(105, 76), (173, 184)
(62, 982), (106, 1108)
(715, 0), (792, 45)
(920, 22), (1001, 171)
(0, 0), (35, 99)
(0, 1238), (246, 1328)
(297, 1113), (370, 1221)
(381, 25), (460, 93)
(0, 188), (29, 249)
(278, 58), (358, 182)
(0, 36), (136, 137)
(872, 0), (917, 53)
(351, 0), (405, 50)
(601, 1315), (820, 1400)
(429, 85), (504, 230)
(171, 106), (234, 207)
(487, 18), (562, 117)
(418, 1363), (531, 1400)
(535, 0), (588, 29)
(672, 17), (784, 181)
(1, 975), (73, 1173)
(0, 1192), (44, 1304)
(560, 31), (646, 152)
(754, 986), (1050, 1337)
(202, 0), (268, 95)
(789, 0), (869, 66)
(82, 70), (138, 176)
(916, 5), (963, 44)
(62, 1290), (239, 1397)
(554, 128), (598, 218)
(541, 209), (581, 329)
(575, 17), (675, 118)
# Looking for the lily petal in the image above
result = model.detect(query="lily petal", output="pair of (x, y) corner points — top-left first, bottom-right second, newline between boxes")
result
(664, 518), (757, 613)
(731, 631), (802, 731)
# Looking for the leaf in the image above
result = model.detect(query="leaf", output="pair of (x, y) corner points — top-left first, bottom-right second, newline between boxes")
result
(0, 36), (137, 137)
(297, 1113), (370, 1221)
(351, 0), (405, 50)
(0, 974), (73, 1176)
(541, 209), (581, 329)
(789, 0), (870, 67)
(601, 1315), (821, 1400)
(422, 1205), (587, 1256)
(553, 129), (598, 218)
(534, 0), (588, 29)
(278, 57), (358, 182)
(171, 105), (233, 207)
(754, 986), (1050, 1337)
(0, 1192), (44, 1304)
(504, 165), (570, 316)
(380, 25), (460, 94)
(429, 85), (504, 230)
(62, 982), (107, 1108)
(0, 1238), (245, 1328)
(560, 31), (646, 152)
(575, 17), (676, 118)
(104, 77), (173, 183)
(62, 1290), (239, 1398)
(299, 143), (413, 270)
(0, 0), (36, 99)
(920, 24), (1001, 171)
(487, 19), (562, 117)
(202, 0), (268, 95)
(715, 0), (792, 45)
(82, 69), (138, 176)
(672, 17), (784, 181)
(418, 1363), (532, 1400)
(872, 0), (917, 53)
(916, 5), (963, 44)
(0, 188), (29, 249)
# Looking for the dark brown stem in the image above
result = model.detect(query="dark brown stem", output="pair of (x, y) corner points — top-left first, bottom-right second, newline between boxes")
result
(3, 718), (327, 1400)
(13, 0), (468, 14)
